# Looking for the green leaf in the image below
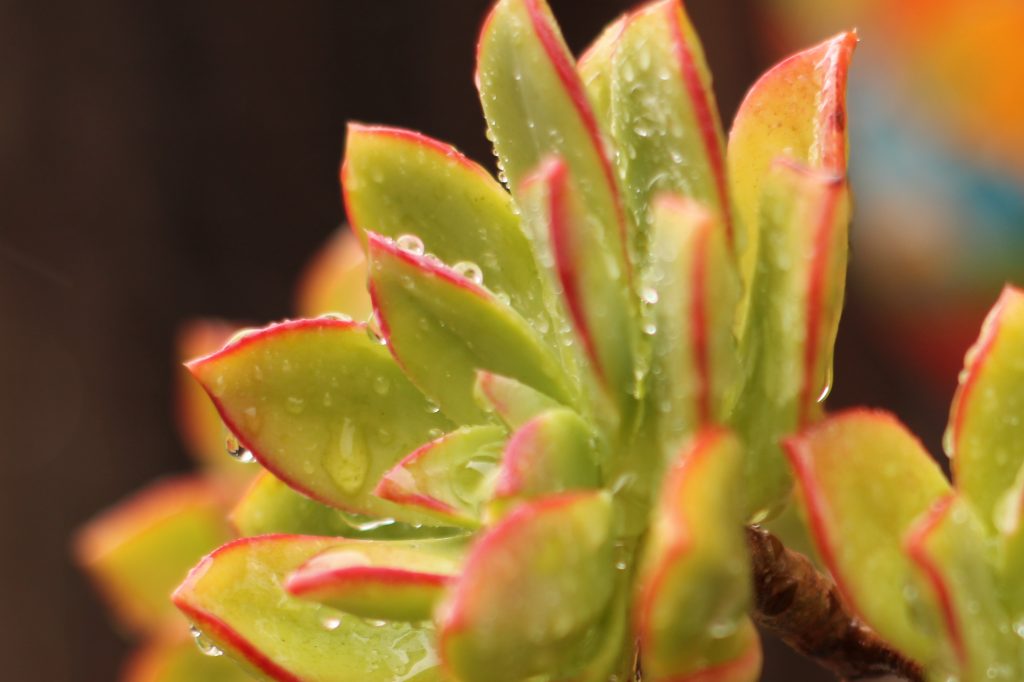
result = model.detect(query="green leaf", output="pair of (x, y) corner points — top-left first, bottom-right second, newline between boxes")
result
(375, 426), (508, 528)
(647, 196), (740, 454)
(636, 428), (759, 681)
(367, 231), (573, 424)
(946, 286), (1024, 530)
(74, 476), (232, 635)
(187, 318), (453, 522)
(905, 495), (1017, 681)
(490, 408), (601, 515)
(174, 535), (447, 682)
(477, 0), (630, 263)
(436, 492), (615, 682)
(517, 158), (638, 413)
(230, 471), (453, 539)
(730, 160), (850, 516)
(342, 125), (550, 331)
(125, 630), (254, 682)
(784, 409), (952, 663)
(609, 0), (733, 263)
(577, 12), (627, 131)
(728, 31), (856, 319)
(473, 370), (563, 429)
(285, 539), (466, 622)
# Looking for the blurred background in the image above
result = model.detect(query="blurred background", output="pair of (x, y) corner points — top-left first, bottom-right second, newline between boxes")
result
(0, 1), (1020, 680)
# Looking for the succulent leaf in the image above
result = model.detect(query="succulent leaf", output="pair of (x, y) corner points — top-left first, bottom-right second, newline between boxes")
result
(784, 409), (952, 663)
(367, 231), (574, 424)
(609, 0), (733, 262)
(946, 286), (1024, 531)
(473, 370), (562, 429)
(647, 195), (740, 454)
(285, 539), (466, 622)
(636, 428), (759, 681)
(490, 407), (601, 515)
(342, 125), (551, 330)
(436, 491), (615, 682)
(731, 160), (850, 516)
(75, 476), (233, 635)
(728, 31), (856, 317)
(187, 317), (453, 522)
(905, 495), (1017, 681)
(375, 426), (508, 529)
(173, 535), (446, 682)
(577, 12), (627, 129)
(294, 228), (373, 322)
(230, 471), (452, 540)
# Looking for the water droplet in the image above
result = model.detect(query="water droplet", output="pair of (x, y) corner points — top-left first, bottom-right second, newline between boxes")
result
(339, 511), (396, 532)
(640, 287), (659, 305)
(708, 619), (737, 639)
(365, 321), (387, 346)
(318, 312), (352, 322)
(643, 322), (657, 336)
(285, 396), (305, 414)
(373, 375), (391, 396)
(495, 291), (511, 306)
(453, 261), (484, 285)
(425, 400), (441, 415)
(190, 625), (224, 657)
(326, 418), (370, 494)
(396, 234), (425, 255)
(365, 618), (388, 628)
(427, 427), (444, 439)
(225, 435), (255, 463)
(816, 365), (833, 403)
(322, 616), (342, 631)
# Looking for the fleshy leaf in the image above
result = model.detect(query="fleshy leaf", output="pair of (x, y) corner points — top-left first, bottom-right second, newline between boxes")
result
(728, 31), (856, 303)
(784, 409), (952, 663)
(173, 535), (446, 682)
(577, 12), (627, 130)
(997, 464), (1024, 621)
(477, 0), (633, 306)
(946, 286), (1024, 530)
(375, 426), (508, 529)
(647, 195), (740, 453)
(174, 319), (243, 471)
(123, 629), (253, 682)
(285, 539), (465, 622)
(610, 0), (733, 260)
(636, 428), (759, 681)
(342, 124), (550, 329)
(518, 157), (637, 409)
(187, 317), (453, 522)
(730, 160), (850, 516)
(367, 231), (573, 424)
(230, 471), (452, 539)
(473, 370), (562, 429)
(905, 495), (1017, 681)
(490, 408), (600, 513)
(437, 492), (614, 682)
(75, 476), (232, 635)
(294, 228), (373, 322)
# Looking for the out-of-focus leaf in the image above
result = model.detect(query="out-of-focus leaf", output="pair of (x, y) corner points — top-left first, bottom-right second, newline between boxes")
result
(285, 539), (465, 622)
(293, 228), (373, 322)
(375, 426), (508, 529)
(784, 409), (951, 663)
(367, 231), (573, 424)
(173, 535), (446, 682)
(577, 12), (627, 130)
(490, 408), (600, 515)
(187, 317), (453, 522)
(946, 286), (1024, 530)
(473, 370), (562, 429)
(230, 471), (452, 540)
(728, 31), (856, 315)
(74, 477), (232, 635)
(647, 196), (739, 454)
(122, 628), (253, 682)
(905, 495), (1016, 681)
(342, 125), (550, 331)
(436, 492), (614, 682)
(636, 428), (759, 682)
(609, 0), (733, 263)
(730, 160), (849, 517)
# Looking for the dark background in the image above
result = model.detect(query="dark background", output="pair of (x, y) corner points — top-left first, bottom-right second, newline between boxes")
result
(0, 1), (947, 680)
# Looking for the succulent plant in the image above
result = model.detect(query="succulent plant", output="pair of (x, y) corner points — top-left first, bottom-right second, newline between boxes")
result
(76, 1), (1024, 681)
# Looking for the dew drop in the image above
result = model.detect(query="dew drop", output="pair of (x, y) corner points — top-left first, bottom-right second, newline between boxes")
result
(339, 511), (396, 532)
(425, 399), (441, 415)
(318, 312), (353, 322)
(225, 435), (255, 463)
(322, 616), (342, 631)
(373, 375), (391, 396)
(642, 322), (657, 336)
(396, 234), (425, 255)
(326, 418), (370, 493)
(453, 261), (484, 285)
(815, 365), (833, 403)
(285, 395), (306, 414)
(640, 287), (659, 305)
(190, 625), (224, 657)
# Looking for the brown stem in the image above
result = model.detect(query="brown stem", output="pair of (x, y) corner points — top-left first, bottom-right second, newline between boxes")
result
(746, 526), (924, 682)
